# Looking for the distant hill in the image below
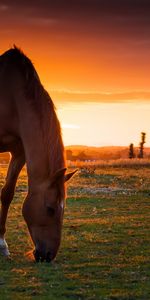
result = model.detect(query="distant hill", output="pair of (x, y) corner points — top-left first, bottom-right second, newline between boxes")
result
(0, 152), (10, 163)
(0, 146), (150, 164)
(65, 145), (150, 160)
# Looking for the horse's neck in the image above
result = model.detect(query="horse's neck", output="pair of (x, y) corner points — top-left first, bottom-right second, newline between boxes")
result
(18, 103), (51, 186)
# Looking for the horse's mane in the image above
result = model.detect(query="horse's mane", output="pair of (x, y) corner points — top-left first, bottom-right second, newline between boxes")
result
(2, 46), (65, 175)
(1, 45), (51, 104)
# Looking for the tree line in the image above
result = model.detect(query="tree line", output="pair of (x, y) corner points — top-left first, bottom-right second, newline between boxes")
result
(129, 132), (146, 159)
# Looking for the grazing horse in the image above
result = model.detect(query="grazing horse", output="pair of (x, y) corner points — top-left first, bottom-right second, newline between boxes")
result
(0, 46), (76, 262)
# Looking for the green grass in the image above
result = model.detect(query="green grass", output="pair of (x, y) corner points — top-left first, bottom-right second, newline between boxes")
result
(0, 165), (150, 299)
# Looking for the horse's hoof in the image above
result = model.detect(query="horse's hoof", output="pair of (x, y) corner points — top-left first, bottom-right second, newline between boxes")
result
(0, 238), (10, 257)
(0, 247), (10, 256)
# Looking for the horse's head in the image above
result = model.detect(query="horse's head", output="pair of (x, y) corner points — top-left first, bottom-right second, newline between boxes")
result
(22, 168), (77, 262)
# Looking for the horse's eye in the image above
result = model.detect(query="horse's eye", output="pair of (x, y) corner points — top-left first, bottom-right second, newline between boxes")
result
(47, 206), (55, 217)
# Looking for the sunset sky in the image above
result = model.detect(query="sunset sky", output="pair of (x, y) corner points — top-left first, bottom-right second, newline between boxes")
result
(0, 0), (150, 146)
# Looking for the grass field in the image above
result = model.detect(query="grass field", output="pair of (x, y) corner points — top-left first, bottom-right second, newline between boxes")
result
(0, 163), (150, 300)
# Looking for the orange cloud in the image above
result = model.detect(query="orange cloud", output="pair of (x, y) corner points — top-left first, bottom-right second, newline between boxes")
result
(50, 90), (150, 104)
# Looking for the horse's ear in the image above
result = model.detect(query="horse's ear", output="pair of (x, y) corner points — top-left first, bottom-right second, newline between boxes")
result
(50, 168), (78, 185)
(50, 168), (67, 186)
(65, 169), (78, 182)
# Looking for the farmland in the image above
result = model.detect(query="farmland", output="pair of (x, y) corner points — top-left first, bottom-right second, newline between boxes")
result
(0, 157), (150, 300)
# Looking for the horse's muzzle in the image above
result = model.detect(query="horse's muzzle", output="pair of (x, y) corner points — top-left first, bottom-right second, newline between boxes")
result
(33, 249), (53, 263)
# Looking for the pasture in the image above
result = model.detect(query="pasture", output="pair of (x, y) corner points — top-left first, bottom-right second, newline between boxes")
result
(0, 161), (150, 300)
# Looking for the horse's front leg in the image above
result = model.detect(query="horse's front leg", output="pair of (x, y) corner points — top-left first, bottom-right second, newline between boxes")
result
(0, 151), (25, 256)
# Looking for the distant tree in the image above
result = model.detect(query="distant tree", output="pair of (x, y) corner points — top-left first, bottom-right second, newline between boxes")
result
(129, 143), (135, 159)
(66, 150), (73, 160)
(77, 151), (87, 161)
(141, 132), (146, 144)
(138, 132), (146, 158)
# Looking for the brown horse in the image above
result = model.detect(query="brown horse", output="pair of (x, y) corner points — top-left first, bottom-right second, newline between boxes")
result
(0, 46), (76, 262)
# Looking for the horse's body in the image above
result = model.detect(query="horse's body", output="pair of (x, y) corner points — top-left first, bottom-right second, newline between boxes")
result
(0, 47), (75, 262)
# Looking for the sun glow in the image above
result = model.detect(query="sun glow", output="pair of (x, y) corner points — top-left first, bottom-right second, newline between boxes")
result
(57, 101), (150, 147)
(62, 123), (80, 129)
